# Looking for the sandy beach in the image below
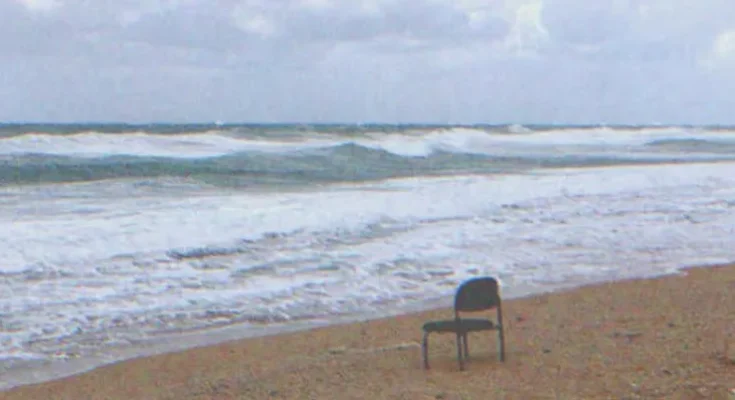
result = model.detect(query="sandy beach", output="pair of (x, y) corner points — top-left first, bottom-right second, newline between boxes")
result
(2, 263), (734, 399)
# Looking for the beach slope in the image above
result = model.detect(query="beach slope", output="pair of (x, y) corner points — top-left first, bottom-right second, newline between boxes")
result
(3, 264), (735, 399)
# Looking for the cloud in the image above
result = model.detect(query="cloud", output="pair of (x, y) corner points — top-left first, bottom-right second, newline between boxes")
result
(502, 0), (549, 56)
(225, 0), (511, 56)
(14, 0), (61, 13)
(542, 0), (735, 63)
(702, 29), (735, 69)
(541, 0), (637, 47)
(121, 5), (247, 51)
(0, 0), (734, 123)
(713, 30), (735, 58)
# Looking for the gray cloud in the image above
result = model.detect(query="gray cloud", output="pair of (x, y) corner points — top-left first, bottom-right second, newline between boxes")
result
(1, 0), (734, 123)
(279, 1), (509, 46)
(0, 1), (75, 56)
(121, 7), (247, 51)
(542, 0), (629, 46)
(542, 0), (735, 63)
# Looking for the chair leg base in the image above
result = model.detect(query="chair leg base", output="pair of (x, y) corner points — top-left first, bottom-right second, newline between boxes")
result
(456, 332), (464, 371)
(498, 328), (506, 362)
(422, 332), (430, 370)
(423, 329), (505, 371)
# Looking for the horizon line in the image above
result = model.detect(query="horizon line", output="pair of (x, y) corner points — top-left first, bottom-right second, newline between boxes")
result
(2, 121), (735, 127)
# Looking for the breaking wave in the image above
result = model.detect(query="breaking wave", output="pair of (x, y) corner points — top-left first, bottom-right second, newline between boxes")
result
(1, 125), (734, 186)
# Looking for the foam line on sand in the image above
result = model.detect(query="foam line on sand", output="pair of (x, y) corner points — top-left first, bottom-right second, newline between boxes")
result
(3, 263), (735, 399)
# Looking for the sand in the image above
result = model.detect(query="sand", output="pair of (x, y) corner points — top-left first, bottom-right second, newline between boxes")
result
(3, 264), (735, 400)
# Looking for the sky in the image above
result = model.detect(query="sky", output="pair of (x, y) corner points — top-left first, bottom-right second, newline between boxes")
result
(2, 0), (735, 124)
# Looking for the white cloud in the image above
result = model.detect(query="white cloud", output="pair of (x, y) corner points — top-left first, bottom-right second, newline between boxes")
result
(503, 0), (549, 56)
(712, 30), (735, 59)
(0, 0), (734, 123)
(700, 29), (735, 69)
(543, 0), (631, 46)
(14, 0), (61, 13)
(299, 0), (333, 11)
(232, 8), (278, 38)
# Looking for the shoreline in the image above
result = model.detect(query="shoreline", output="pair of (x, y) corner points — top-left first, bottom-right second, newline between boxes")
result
(0, 276), (587, 391)
(3, 262), (735, 399)
(0, 159), (731, 390)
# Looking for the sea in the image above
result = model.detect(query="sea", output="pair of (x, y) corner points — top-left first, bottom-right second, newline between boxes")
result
(1, 123), (735, 389)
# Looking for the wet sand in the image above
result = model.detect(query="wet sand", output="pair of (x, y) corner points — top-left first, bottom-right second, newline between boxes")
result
(3, 264), (735, 399)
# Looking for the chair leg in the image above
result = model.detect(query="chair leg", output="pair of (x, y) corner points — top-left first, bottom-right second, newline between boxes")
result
(498, 327), (506, 362)
(456, 332), (465, 371)
(422, 331), (430, 369)
(463, 333), (470, 360)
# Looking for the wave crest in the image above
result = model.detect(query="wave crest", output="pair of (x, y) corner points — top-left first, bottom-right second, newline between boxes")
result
(2, 126), (735, 186)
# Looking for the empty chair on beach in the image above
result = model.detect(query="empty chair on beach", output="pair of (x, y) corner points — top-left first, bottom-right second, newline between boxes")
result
(421, 276), (505, 371)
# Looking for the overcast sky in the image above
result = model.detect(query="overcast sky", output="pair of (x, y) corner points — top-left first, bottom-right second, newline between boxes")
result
(2, 0), (735, 124)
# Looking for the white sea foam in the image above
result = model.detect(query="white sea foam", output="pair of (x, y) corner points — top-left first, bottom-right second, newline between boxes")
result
(4, 161), (728, 271)
(0, 131), (335, 158)
(359, 126), (735, 157)
(2, 127), (735, 159)
(1, 160), (735, 373)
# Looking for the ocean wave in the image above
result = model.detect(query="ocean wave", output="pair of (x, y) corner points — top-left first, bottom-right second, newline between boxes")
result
(0, 127), (509, 158)
(2, 145), (703, 186)
(0, 131), (336, 158)
(3, 125), (735, 159)
(644, 138), (735, 153)
(0, 147), (487, 186)
(2, 126), (735, 186)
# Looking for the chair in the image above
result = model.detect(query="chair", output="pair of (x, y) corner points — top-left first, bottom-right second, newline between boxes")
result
(421, 276), (505, 371)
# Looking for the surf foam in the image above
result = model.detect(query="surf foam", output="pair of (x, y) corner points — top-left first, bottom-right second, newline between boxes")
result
(1, 161), (735, 371)
(2, 126), (735, 159)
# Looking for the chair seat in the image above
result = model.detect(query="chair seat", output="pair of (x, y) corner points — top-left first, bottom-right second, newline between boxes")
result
(422, 318), (496, 333)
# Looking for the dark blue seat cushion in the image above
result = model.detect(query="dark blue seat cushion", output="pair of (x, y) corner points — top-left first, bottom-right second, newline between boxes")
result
(422, 318), (496, 333)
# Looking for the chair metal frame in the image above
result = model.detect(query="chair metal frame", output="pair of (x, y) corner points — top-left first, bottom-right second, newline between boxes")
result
(421, 276), (505, 371)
